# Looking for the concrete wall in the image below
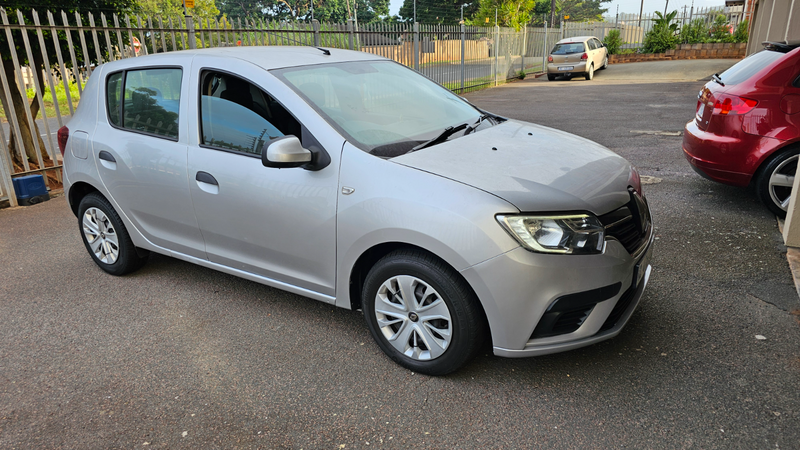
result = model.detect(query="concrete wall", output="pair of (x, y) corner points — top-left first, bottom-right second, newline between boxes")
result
(746, 0), (800, 54)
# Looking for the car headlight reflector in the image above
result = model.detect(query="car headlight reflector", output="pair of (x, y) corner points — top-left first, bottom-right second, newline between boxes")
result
(496, 214), (605, 254)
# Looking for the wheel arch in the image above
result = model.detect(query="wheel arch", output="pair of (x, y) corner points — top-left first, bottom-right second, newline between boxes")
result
(68, 181), (102, 217)
(346, 242), (490, 337)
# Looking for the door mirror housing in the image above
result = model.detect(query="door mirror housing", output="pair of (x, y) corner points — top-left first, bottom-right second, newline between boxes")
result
(262, 136), (312, 168)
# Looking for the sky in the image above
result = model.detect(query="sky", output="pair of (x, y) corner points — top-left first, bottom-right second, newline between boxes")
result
(388, 0), (728, 18)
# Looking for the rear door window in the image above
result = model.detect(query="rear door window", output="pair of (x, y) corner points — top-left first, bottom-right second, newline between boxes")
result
(123, 69), (182, 139)
(552, 43), (585, 54)
(718, 50), (784, 85)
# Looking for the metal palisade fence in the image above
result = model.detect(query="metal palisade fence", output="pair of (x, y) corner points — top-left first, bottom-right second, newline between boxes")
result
(562, 6), (746, 50)
(0, 8), (562, 206)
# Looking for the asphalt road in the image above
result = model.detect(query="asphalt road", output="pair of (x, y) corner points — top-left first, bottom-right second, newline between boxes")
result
(1, 60), (799, 448)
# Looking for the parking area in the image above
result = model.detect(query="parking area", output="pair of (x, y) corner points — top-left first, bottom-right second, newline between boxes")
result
(1, 60), (799, 448)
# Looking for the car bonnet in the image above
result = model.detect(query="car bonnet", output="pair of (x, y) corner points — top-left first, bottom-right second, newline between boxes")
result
(391, 120), (634, 215)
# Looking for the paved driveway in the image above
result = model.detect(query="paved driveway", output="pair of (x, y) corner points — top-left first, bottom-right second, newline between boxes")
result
(1, 60), (799, 448)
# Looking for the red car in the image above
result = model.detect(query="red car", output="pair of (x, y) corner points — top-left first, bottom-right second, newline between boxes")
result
(683, 41), (800, 217)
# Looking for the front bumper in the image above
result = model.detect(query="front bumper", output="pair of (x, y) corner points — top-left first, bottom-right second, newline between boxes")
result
(461, 231), (654, 357)
(547, 62), (588, 76)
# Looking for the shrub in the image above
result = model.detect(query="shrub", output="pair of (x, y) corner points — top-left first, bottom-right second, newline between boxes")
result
(709, 14), (733, 43)
(732, 19), (749, 43)
(679, 18), (710, 44)
(603, 29), (623, 54)
(641, 10), (680, 54)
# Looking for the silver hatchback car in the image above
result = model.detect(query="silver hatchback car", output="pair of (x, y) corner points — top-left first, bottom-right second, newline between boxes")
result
(60, 47), (653, 375)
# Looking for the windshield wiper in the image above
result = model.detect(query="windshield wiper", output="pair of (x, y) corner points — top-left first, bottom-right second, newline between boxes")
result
(711, 73), (725, 86)
(410, 122), (469, 152)
(464, 113), (493, 135)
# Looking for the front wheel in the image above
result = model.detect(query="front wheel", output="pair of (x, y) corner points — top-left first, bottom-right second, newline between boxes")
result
(585, 64), (594, 80)
(601, 55), (609, 69)
(78, 193), (149, 275)
(361, 250), (486, 376)
(755, 147), (800, 218)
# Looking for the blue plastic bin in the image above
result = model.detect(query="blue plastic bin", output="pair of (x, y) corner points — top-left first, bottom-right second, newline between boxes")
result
(12, 174), (50, 206)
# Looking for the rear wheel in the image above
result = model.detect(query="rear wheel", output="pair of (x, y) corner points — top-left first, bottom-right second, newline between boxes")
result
(547, 74), (556, 81)
(361, 250), (486, 376)
(755, 147), (800, 218)
(78, 193), (149, 275)
(585, 64), (594, 80)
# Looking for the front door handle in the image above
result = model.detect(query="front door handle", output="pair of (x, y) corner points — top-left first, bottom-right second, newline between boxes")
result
(196, 171), (218, 186)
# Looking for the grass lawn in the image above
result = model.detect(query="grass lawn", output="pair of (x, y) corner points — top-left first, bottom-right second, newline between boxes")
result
(1, 81), (82, 123)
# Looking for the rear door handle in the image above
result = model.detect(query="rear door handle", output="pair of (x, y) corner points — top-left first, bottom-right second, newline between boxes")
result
(98, 151), (116, 162)
(196, 171), (218, 186)
(195, 171), (219, 194)
(98, 150), (117, 170)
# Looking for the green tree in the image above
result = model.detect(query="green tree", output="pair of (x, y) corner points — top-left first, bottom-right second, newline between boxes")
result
(558, 0), (609, 23)
(217, 0), (388, 23)
(641, 10), (679, 54)
(472, 0), (536, 29)
(0, 0), (134, 172)
(138, 0), (220, 21)
(398, 0), (478, 24)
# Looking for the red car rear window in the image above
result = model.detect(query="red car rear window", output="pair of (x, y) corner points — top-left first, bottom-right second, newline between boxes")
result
(718, 50), (784, 85)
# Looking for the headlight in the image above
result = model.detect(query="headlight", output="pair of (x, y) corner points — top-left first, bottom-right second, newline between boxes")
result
(496, 214), (605, 254)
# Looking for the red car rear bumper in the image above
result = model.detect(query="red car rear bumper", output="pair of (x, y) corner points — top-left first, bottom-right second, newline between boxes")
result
(682, 119), (784, 187)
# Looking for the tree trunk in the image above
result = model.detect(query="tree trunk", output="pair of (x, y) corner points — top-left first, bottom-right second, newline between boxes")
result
(1, 57), (52, 172)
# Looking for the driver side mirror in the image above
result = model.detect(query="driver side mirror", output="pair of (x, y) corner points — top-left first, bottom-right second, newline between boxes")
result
(261, 136), (312, 169)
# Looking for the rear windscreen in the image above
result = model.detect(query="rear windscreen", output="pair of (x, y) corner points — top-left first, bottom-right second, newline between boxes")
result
(551, 43), (585, 54)
(718, 50), (783, 85)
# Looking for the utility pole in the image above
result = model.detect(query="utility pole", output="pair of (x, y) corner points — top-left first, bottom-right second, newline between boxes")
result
(310, 0), (314, 21)
(414, 0), (417, 23)
(638, 0), (645, 27)
(664, 0), (669, 15)
(549, 0), (556, 28)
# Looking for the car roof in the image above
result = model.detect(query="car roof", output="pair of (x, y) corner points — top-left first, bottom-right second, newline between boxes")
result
(102, 46), (388, 71)
(556, 36), (597, 44)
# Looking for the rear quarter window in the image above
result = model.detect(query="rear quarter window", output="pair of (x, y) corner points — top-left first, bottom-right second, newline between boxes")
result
(719, 50), (784, 85)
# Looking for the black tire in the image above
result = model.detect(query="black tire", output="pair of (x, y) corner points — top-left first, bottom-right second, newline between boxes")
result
(601, 55), (609, 70)
(585, 64), (594, 80)
(77, 193), (149, 275)
(547, 74), (556, 81)
(755, 147), (800, 218)
(361, 250), (486, 376)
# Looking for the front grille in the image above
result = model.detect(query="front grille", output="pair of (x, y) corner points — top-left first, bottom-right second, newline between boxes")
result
(599, 189), (651, 254)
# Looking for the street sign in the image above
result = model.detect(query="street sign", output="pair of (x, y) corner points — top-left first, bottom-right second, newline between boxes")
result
(184, 0), (195, 8)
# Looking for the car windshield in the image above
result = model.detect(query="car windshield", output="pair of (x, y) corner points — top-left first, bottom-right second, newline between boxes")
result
(551, 43), (585, 54)
(718, 49), (784, 85)
(272, 61), (485, 157)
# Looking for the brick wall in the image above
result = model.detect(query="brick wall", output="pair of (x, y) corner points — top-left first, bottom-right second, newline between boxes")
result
(609, 42), (747, 64)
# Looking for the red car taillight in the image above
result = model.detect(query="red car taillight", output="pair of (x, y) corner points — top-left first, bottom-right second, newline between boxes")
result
(712, 95), (758, 116)
(548, 55), (553, 63)
(580, 53), (588, 60)
(57, 126), (69, 156)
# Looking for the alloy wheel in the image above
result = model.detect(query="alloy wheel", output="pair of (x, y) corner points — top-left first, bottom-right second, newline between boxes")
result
(768, 154), (798, 211)
(82, 207), (120, 264)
